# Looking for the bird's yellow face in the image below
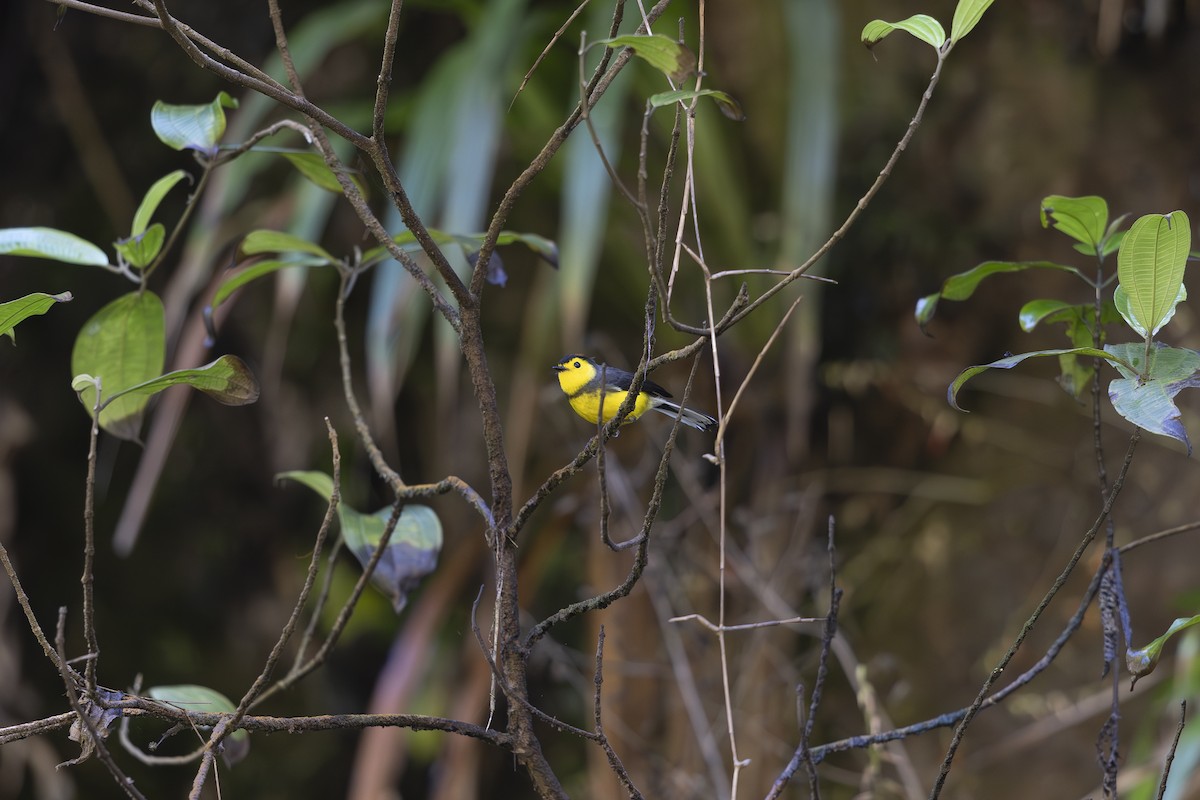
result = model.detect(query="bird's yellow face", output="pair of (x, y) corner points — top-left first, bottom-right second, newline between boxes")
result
(552, 354), (653, 426)
(552, 355), (598, 396)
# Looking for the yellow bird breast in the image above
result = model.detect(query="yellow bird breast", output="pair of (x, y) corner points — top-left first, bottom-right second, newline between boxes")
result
(568, 388), (652, 425)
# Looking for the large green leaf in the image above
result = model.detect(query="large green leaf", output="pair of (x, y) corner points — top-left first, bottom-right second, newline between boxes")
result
(0, 227), (109, 267)
(1040, 194), (1108, 251)
(151, 92), (238, 156)
(597, 34), (696, 83)
(950, 0), (996, 42)
(70, 291), (165, 441)
(131, 170), (190, 236)
(280, 471), (443, 612)
(861, 14), (946, 51)
(916, 260), (1084, 331)
(103, 355), (260, 408)
(0, 291), (72, 342)
(1106, 342), (1200, 453)
(1116, 211), (1190, 339)
(947, 347), (1130, 411)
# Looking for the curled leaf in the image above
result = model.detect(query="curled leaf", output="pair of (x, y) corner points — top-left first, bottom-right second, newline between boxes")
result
(151, 91), (238, 156)
(862, 14), (946, 51)
(1127, 614), (1200, 689)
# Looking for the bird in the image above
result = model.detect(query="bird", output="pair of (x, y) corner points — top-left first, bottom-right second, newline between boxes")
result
(552, 354), (717, 432)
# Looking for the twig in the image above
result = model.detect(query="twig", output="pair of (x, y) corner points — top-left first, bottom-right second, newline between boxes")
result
(592, 627), (644, 799)
(1155, 701), (1187, 800)
(81, 376), (102, 692)
(767, 517), (840, 799)
(240, 420), (340, 711)
(0, 539), (63, 671)
(0, 713), (76, 744)
(55, 609), (147, 800)
(722, 49), (951, 332)
(668, 613), (823, 633)
(371, 0), (406, 142)
(928, 432), (1140, 798)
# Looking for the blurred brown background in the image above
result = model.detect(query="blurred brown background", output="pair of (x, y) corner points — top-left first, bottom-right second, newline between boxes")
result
(3, 1), (1200, 798)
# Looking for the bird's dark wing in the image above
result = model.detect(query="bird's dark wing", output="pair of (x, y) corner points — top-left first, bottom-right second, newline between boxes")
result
(597, 364), (673, 398)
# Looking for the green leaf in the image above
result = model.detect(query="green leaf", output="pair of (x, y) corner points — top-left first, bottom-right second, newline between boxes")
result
(211, 256), (329, 311)
(105, 355), (260, 407)
(1116, 211), (1191, 339)
(1040, 195), (1108, 251)
(1127, 614), (1200, 688)
(280, 471), (443, 613)
(70, 291), (165, 441)
(861, 14), (947, 50)
(1106, 342), (1200, 453)
(916, 261), (1085, 331)
(597, 34), (697, 83)
(281, 152), (366, 195)
(648, 89), (746, 121)
(948, 347), (1130, 411)
(114, 223), (165, 270)
(950, 0), (996, 42)
(0, 291), (72, 342)
(0, 227), (110, 267)
(240, 229), (335, 262)
(132, 170), (190, 236)
(151, 91), (239, 156)
(147, 684), (249, 762)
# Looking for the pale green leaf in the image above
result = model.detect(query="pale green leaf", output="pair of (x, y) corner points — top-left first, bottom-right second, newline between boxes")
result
(0, 227), (109, 267)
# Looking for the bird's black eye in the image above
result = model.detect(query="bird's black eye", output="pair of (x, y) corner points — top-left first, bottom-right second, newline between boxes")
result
(573, 361), (581, 369)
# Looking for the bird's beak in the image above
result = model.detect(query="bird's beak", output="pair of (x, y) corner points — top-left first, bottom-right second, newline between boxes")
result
(551, 364), (566, 372)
